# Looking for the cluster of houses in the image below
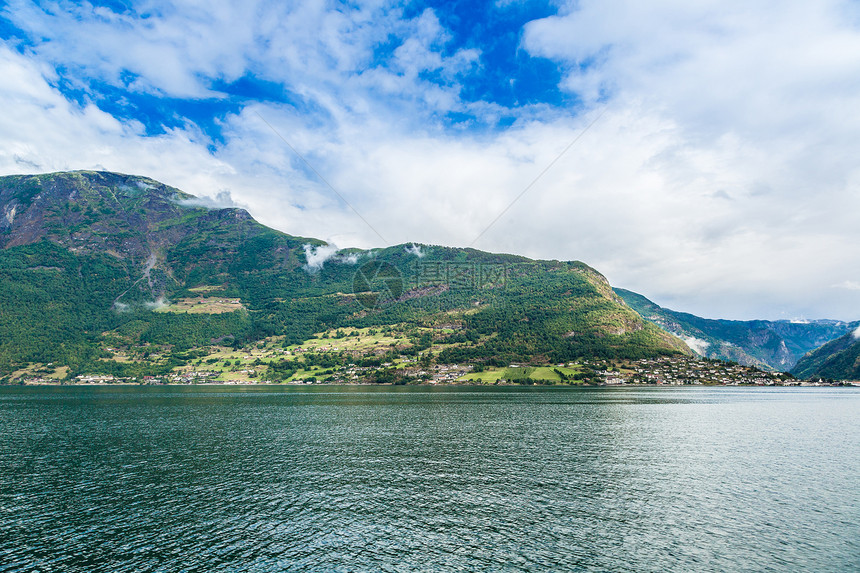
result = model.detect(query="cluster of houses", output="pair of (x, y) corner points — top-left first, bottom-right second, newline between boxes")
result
(620, 357), (797, 385)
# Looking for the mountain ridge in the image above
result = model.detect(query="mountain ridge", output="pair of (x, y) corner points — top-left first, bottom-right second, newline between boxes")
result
(0, 170), (688, 380)
(791, 329), (860, 380)
(614, 288), (857, 371)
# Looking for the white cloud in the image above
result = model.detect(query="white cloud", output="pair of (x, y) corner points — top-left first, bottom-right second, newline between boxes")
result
(143, 297), (169, 311)
(177, 190), (245, 210)
(3, 0), (255, 98)
(302, 243), (340, 273)
(2, 0), (479, 119)
(511, 0), (860, 318)
(405, 243), (426, 258)
(682, 336), (711, 356)
(0, 40), (240, 190)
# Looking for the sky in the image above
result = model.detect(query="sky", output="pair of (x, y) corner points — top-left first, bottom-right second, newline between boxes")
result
(2, 0), (860, 321)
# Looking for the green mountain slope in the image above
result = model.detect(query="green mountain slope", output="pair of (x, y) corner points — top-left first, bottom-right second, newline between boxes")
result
(0, 171), (688, 379)
(791, 331), (860, 380)
(615, 288), (857, 371)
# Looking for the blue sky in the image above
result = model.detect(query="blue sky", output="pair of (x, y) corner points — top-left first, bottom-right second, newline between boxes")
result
(2, 0), (860, 321)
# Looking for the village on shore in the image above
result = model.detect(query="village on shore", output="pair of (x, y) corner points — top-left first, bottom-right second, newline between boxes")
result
(13, 356), (855, 387)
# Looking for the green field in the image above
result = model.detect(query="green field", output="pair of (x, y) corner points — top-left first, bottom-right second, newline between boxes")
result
(459, 365), (583, 384)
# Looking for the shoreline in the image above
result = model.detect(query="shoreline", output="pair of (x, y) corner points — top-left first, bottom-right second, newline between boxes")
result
(3, 380), (857, 388)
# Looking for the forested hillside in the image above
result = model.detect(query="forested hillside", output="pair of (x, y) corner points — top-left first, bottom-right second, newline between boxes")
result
(792, 331), (860, 380)
(0, 171), (687, 381)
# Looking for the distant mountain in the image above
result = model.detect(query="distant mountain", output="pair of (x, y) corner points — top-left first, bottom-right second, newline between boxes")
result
(0, 171), (687, 379)
(615, 288), (857, 371)
(791, 330), (860, 380)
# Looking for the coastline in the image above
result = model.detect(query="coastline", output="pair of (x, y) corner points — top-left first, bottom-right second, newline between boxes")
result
(4, 380), (857, 388)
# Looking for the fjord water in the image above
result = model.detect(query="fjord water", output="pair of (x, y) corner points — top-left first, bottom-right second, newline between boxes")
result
(1, 386), (857, 572)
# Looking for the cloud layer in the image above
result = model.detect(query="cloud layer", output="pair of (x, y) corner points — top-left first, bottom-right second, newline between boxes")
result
(2, 0), (860, 320)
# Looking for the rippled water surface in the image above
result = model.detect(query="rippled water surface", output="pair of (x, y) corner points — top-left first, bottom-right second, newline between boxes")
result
(1, 385), (858, 572)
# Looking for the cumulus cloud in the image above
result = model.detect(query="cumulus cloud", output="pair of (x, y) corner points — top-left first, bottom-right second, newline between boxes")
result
(0, 41), (237, 193)
(1, 0), (480, 118)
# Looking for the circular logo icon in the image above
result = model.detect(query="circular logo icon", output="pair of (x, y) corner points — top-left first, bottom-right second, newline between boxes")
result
(352, 261), (404, 309)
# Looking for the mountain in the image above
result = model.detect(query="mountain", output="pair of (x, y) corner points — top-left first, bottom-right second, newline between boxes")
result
(0, 170), (688, 380)
(791, 330), (860, 380)
(615, 288), (857, 371)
